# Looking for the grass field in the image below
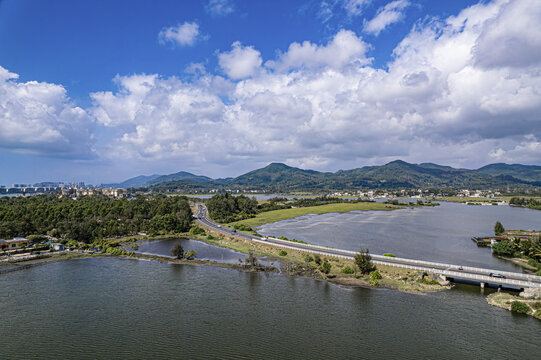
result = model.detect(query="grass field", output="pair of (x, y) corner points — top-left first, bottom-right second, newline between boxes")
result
(232, 202), (398, 228)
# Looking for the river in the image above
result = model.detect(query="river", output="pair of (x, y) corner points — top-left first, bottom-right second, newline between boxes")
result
(256, 202), (541, 272)
(1, 257), (539, 359)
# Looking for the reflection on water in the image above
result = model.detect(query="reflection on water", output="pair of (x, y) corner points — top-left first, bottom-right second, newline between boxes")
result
(257, 201), (541, 272)
(0, 257), (538, 359)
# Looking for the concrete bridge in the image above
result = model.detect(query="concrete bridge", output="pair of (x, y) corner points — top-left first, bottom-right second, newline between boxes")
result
(195, 204), (541, 290)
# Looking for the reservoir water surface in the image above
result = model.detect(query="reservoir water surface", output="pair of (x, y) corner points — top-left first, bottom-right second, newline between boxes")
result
(256, 202), (541, 272)
(1, 257), (539, 359)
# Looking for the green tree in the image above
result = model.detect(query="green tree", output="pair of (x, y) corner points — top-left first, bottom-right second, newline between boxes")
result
(354, 247), (375, 274)
(491, 240), (515, 256)
(171, 243), (184, 259)
(494, 221), (505, 236)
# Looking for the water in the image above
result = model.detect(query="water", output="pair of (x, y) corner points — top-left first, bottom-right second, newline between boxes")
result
(0, 257), (539, 359)
(125, 238), (278, 268)
(127, 238), (249, 263)
(256, 202), (541, 272)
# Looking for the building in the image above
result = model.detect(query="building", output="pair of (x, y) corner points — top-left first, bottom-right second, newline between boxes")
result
(0, 237), (30, 251)
(50, 243), (65, 251)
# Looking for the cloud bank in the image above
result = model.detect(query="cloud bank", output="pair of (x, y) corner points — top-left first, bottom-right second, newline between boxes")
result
(0, 67), (95, 158)
(2, 0), (541, 175)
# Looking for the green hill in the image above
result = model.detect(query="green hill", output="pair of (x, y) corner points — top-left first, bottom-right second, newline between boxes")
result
(476, 163), (541, 183)
(226, 163), (328, 188)
(131, 160), (541, 191)
(146, 171), (213, 186)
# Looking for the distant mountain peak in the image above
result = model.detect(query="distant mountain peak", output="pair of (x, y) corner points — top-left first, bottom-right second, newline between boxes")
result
(264, 162), (293, 170)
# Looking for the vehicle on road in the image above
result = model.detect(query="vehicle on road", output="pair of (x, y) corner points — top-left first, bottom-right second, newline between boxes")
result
(232, 229), (236, 233)
(217, 225), (222, 228)
(489, 273), (506, 278)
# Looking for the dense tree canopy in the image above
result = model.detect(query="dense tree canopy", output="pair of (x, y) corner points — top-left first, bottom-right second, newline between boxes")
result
(206, 194), (258, 222)
(0, 194), (192, 242)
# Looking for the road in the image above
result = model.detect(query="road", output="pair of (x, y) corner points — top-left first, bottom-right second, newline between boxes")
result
(195, 204), (541, 289)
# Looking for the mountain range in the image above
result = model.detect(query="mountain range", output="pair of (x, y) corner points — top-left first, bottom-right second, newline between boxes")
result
(107, 160), (541, 190)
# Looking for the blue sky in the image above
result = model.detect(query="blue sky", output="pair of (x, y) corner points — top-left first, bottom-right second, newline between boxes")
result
(1, 0), (540, 185)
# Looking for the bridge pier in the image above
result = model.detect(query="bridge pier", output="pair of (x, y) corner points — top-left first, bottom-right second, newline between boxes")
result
(480, 282), (485, 289)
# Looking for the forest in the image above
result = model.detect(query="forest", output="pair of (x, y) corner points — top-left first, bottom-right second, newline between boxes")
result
(0, 194), (193, 243)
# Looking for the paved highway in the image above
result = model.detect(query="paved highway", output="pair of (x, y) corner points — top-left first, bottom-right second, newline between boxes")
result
(195, 204), (541, 289)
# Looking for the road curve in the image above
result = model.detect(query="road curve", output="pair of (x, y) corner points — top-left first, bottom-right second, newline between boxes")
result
(194, 204), (541, 289)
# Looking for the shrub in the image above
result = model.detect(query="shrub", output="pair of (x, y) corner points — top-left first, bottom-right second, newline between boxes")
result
(207, 234), (215, 240)
(319, 261), (332, 274)
(279, 250), (287, 256)
(536, 269), (541, 276)
(106, 247), (130, 256)
(189, 226), (206, 235)
(304, 255), (314, 263)
(383, 253), (396, 257)
(341, 266), (354, 274)
(185, 249), (197, 259)
(369, 270), (382, 280)
(314, 254), (322, 265)
(510, 301), (530, 314)
(234, 223), (252, 232)
(419, 278), (440, 285)
(527, 259), (541, 270)
(369, 279), (379, 286)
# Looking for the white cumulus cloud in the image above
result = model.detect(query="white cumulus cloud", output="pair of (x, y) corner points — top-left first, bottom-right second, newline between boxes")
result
(267, 30), (371, 72)
(218, 42), (263, 80)
(0, 66), (95, 158)
(158, 22), (205, 47)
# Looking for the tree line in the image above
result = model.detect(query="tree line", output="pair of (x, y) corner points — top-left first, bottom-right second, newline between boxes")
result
(206, 194), (374, 223)
(509, 197), (541, 210)
(0, 194), (192, 242)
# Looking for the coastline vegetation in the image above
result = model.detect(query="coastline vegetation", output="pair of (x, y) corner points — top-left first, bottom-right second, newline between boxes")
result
(487, 293), (541, 320)
(509, 197), (541, 210)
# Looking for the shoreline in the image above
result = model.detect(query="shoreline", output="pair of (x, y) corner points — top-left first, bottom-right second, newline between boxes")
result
(0, 239), (449, 294)
(487, 292), (541, 320)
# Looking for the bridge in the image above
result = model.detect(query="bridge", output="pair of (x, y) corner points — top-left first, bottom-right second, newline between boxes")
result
(195, 204), (541, 290)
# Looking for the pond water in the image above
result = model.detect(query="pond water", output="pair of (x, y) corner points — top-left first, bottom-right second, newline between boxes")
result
(125, 238), (277, 268)
(0, 257), (539, 359)
(256, 202), (541, 272)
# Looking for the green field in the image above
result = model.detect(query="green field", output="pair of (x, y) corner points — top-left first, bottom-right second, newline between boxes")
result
(232, 202), (398, 228)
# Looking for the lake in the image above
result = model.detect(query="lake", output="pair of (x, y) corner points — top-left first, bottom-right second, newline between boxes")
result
(1, 257), (539, 359)
(256, 202), (541, 272)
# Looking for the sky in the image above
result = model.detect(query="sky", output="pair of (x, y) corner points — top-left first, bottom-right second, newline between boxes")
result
(1, 0), (541, 185)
